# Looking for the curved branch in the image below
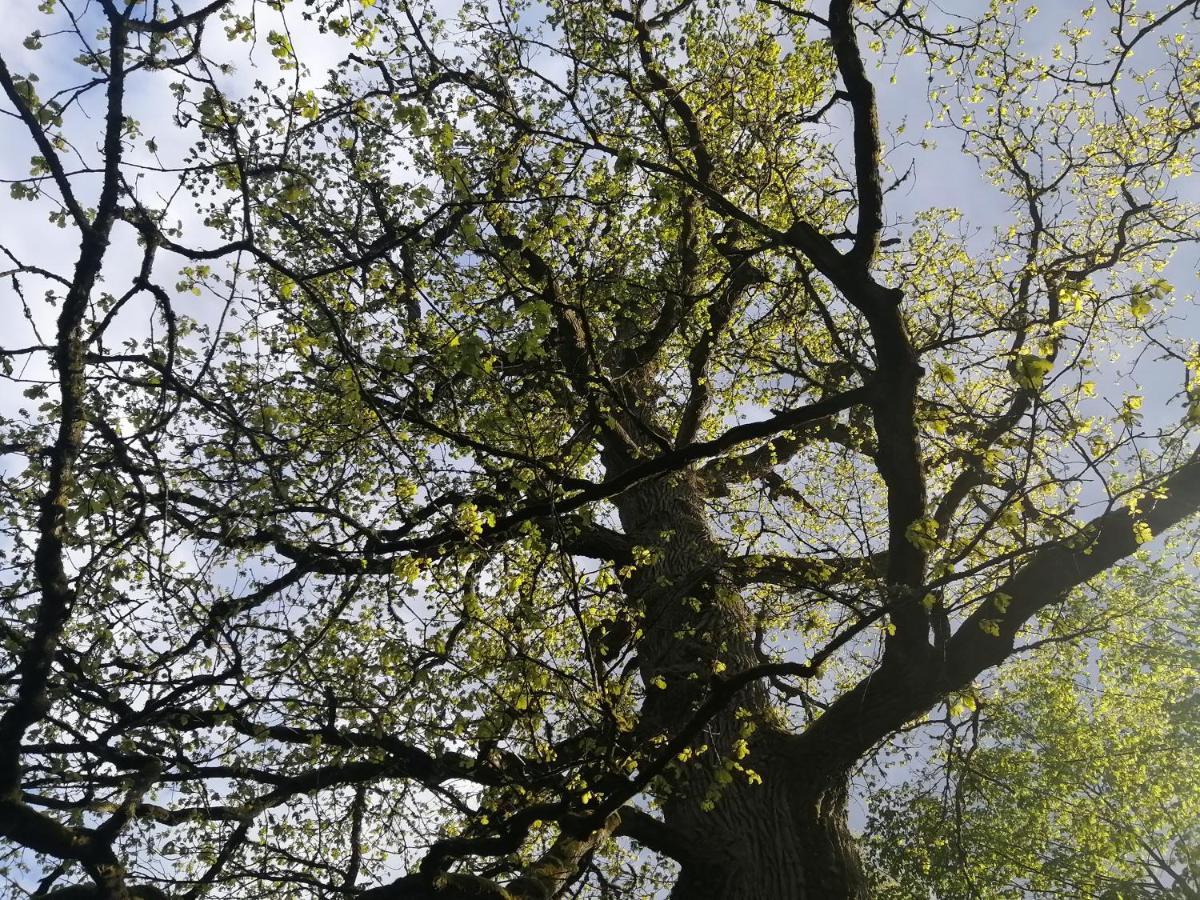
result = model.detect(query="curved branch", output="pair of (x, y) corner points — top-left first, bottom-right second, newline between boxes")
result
(795, 453), (1200, 780)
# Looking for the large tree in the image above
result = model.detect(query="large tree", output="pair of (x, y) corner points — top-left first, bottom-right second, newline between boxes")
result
(1, 0), (1199, 897)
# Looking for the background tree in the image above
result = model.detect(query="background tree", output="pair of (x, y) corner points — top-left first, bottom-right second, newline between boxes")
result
(866, 550), (1200, 898)
(0, 1), (1198, 898)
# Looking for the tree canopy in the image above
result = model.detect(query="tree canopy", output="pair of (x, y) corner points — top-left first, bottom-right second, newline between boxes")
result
(0, 0), (1198, 898)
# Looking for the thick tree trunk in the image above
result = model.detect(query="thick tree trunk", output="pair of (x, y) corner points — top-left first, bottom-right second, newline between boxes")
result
(614, 473), (867, 899)
(667, 778), (866, 899)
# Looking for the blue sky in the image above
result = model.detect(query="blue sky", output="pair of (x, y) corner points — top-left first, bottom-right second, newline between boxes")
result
(1, 0), (1198, 880)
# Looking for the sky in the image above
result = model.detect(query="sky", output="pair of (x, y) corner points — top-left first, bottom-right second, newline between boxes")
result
(0, 0), (1198, 884)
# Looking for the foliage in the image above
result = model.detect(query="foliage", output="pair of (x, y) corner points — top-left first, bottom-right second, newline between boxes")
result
(0, 0), (1199, 898)
(865, 550), (1200, 898)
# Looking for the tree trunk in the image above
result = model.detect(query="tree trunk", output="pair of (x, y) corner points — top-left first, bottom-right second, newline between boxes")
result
(614, 473), (868, 900)
(666, 766), (867, 900)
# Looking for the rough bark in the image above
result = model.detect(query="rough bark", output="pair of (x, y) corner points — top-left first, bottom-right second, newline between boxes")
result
(616, 473), (867, 899)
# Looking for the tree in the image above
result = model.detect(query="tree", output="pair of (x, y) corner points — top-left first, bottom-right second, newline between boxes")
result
(865, 553), (1200, 898)
(0, 0), (1198, 897)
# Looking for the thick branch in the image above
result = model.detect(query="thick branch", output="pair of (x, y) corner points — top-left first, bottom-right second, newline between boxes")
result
(506, 812), (621, 900)
(795, 454), (1200, 780)
(0, 15), (128, 793)
(699, 417), (870, 493)
(828, 0), (885, 264)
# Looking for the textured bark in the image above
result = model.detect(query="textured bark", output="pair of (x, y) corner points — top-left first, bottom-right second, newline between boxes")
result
(662, 741), (867, 900)
(615, 473), (867, 899)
